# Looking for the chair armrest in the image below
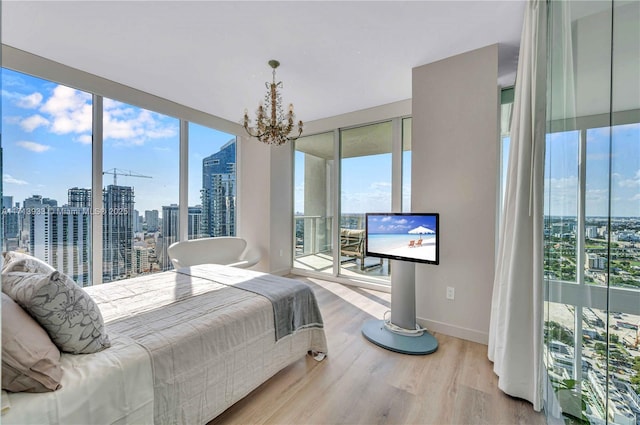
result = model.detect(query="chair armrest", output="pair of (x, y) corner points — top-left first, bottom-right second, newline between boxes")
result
(231, 247), (261, 269)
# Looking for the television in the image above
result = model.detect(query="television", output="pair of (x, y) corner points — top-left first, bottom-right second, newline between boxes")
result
(365, 212), (439, 265)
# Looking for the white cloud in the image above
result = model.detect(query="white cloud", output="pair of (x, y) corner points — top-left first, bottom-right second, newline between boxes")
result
(103, 101), (177, 146)
(370, 181), (392, 190)
(586, 188), (608, 202)
(617, 169), (640, 188)
(17, 92), (43, 109)
(3, 116), (22, 125)
(17, 141), (52, 153)
(8, 85), (177, 148)
(76, 134), (92, 145)
(20, 114), (50, 132)
(3, 174), (28, 185)
(630, 194), (640, 201)
(544, 176), (579, 216)
(40, 85), (92, 135)
(547, 176), (578, 190)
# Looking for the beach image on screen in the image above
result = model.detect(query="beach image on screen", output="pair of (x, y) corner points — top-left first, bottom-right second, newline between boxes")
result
(367, 214), (437, 263)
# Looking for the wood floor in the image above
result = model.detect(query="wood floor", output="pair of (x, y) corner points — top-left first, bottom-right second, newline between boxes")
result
(209, 276), (546, 425)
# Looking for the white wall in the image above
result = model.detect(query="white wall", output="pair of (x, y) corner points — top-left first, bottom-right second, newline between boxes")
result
(237, 136), (293, 275)
(412, 44), (499, 345)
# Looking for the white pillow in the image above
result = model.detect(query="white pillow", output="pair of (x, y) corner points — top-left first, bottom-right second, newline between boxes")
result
(1, 293), (63, 392)
(2, 271), (111, 354)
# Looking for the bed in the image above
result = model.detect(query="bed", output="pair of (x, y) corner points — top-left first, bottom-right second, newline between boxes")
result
(2, 264), (328, 424)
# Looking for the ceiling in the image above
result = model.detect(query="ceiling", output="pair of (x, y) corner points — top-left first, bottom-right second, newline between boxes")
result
(2, 1), (526, 125)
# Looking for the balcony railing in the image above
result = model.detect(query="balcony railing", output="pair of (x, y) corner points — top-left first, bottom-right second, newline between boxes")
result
(294, 215), (333, 257)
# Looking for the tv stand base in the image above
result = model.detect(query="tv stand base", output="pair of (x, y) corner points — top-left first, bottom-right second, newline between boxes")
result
(361, 319), (438, 355)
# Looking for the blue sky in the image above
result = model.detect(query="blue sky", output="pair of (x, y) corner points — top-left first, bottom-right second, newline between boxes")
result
(1, 69), (234, 215)
(294, 149), (412, 214)
(367, 214), (437, 235)
(543, 124), (640, 217)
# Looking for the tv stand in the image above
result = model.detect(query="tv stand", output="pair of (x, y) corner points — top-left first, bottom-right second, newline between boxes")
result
(361, 260), (438, 355)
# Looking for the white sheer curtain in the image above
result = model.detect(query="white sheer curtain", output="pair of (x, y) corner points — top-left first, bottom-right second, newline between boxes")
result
(487, 0), (547, 411)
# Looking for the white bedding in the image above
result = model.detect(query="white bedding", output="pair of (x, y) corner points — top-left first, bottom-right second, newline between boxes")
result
(2, 265), (327, 425)
(2, 334), (154, 425)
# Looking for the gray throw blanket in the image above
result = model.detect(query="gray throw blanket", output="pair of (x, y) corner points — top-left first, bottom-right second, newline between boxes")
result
(176, 267), (324, 341)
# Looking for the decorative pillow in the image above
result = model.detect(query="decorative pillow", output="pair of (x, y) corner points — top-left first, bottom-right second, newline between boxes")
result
(1, 293), (63, 392)
(2, 271), (111, 354)
(2, 251), (55, 275)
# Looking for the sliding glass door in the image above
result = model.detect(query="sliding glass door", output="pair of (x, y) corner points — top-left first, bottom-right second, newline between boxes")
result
(293, 132), (335, 276)
(292, 117), (411, 286)
(339, 121), (392, 282)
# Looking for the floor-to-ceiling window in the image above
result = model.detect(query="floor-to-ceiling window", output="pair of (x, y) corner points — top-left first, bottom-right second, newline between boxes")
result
(292, 117), (410, 286)
(340, 121), (393, 282)
(1, 66), (238, 286)
(1, 69), (94, 285)
(188, 123), (236, 241)
(499, 88), (514, 216)
(402, 117), (412, 212)
(102, 98), (179, 281)
(544, 2), (640, 424)
(293, 131), (335, 276)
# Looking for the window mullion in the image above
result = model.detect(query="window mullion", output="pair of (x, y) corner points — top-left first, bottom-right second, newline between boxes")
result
(391, 118), (402, 212)
(332, 128), (340, 277)
(92, 95), (104, 285)
(573, 128), (588, 381)
(179, 120), (188, 242)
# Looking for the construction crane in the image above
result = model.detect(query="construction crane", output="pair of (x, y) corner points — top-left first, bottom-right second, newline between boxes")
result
(102, 168), (152, 186)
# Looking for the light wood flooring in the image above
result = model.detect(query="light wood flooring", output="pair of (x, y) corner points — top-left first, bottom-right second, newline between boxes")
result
(209, 276), (546, 425)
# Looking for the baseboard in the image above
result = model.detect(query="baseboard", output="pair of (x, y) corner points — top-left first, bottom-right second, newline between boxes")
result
(416, 317), (489, 345)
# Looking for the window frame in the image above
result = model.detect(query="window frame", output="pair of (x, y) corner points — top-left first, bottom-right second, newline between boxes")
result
(2, 49), (242, 285)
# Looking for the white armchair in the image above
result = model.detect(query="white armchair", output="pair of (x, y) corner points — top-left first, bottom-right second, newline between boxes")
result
(167, 237), (261, 270)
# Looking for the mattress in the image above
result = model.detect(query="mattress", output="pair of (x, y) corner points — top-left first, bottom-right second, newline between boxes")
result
(2, 265), (327, 425)
(2, 334), (154, 424)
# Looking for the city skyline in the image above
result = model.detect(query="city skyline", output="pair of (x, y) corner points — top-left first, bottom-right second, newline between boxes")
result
(2, 68), (235, 214)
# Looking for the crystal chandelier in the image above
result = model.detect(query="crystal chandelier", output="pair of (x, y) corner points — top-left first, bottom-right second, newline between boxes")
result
(243, 60), (303, 145)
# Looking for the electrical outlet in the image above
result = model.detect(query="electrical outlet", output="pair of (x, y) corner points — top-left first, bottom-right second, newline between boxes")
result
(446, 286), (455, 300)
(279, 249), (283, 257)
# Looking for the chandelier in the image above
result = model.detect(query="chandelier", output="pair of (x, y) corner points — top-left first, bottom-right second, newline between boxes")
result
(243, 60), (303, 145)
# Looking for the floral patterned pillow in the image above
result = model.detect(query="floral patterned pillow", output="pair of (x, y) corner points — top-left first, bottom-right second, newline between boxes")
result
(2, 251), (55, 275)
(2, 271), (111, 354)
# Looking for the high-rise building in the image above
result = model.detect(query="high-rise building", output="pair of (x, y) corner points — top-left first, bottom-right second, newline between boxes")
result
(29, 205), (91, 286)
(160, 204), (179, 270)
(133, 209), (142, 233)
(145, 209), (159, 232)
(201, 139), (236, 237)
(132, 245), (152, 274)
(103, 185), (134, 282)
(2, 196), (20, 251)
(188, 206), (203, 239)
(68, 187), (91, 208)
(22, 195), (59, 250)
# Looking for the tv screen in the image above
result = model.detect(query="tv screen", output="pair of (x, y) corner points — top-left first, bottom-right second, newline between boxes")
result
(365, 213), (439, 265)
